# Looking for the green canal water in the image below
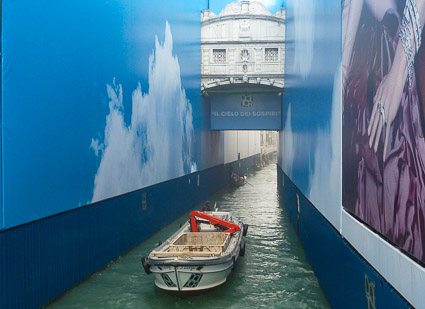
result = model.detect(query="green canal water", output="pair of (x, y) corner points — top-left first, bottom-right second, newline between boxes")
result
(48, 163), (330, 309)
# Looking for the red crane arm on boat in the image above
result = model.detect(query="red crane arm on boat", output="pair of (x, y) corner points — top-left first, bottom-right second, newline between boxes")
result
(190, 211), (241, 234)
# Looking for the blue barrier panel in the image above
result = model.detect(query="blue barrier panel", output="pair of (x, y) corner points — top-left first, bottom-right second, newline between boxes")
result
(0, 162), (230, 308)
(1, 0), (205, 229)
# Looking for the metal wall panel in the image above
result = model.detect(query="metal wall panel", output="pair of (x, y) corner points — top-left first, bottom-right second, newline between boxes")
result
(78, 206), (91, 281)
(0, 161), (240, 308)
(40, 211), (80, 305)
(23, 223), (42, 308)
(1, 227), (26, 308)
(0, 223), (42, 309)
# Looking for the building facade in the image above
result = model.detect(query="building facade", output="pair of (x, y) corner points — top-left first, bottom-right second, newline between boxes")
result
(201, 1), (285, 94)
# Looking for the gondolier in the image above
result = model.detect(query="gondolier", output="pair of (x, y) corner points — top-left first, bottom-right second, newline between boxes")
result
(202, 201), (211, 211)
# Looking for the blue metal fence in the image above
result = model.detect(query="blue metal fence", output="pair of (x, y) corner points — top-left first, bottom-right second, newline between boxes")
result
(0, 163), (222, 308)
(0, 156), (259, 308)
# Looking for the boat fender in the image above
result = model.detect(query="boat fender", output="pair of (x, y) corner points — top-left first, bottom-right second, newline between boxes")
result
(243, 224), (249, 236)
(141, 256), (152, 274)
(158, 241), (163, 246)
(232, 256), (237, 271)
(240, 240), (246, 256)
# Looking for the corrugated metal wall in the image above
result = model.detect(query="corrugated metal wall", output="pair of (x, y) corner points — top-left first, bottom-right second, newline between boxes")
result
(0, 160), (237, 308)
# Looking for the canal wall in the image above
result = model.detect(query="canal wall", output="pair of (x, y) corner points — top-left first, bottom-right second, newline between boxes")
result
(280, 0), (425, 308)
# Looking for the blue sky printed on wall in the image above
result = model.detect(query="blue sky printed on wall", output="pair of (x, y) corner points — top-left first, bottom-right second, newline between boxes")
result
(1, 0), (209, 228)
(281, 0), (341, 228)
(208, 0), (285, 15)
(91, 22), (197, 203)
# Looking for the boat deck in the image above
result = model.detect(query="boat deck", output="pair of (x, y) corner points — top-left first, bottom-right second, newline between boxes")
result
(150, 231), (230, 258)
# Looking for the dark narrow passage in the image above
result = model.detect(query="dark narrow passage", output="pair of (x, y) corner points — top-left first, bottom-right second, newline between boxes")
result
(49, 163), (330, 308)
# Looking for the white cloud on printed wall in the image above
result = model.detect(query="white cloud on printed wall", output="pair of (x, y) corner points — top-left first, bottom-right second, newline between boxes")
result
(90, 22), (196, 203)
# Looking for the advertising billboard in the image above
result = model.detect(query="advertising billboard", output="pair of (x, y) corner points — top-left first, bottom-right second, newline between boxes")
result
(342, 0), (425, 263)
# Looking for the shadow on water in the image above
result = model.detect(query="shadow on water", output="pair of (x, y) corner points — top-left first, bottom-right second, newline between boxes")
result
(48, 163), (330, 309)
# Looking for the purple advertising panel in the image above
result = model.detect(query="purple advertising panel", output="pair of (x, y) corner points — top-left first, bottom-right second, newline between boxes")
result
(210, 93), (282, 130)
(342, 0), (425, 263)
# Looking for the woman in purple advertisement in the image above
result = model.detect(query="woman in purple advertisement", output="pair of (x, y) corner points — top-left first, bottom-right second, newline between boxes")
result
(342, 0), (425, 263)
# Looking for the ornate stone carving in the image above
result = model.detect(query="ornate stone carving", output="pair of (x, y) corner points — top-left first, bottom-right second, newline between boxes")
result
(241, 49), (250, 61)
(240, 20), (250, 33)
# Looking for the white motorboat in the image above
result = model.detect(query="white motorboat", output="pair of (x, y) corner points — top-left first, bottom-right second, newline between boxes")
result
(141, 210), (248, 295)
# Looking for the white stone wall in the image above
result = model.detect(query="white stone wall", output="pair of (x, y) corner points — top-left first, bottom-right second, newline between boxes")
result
(223, 130), (261, 164)
(201, 1), (285, 90)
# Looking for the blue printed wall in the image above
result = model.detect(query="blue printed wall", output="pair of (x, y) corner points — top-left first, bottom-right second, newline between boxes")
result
(0, 1), (251, 307)
(279, 0), (342, 228)
(280, 0), (425, 308)
(0, 1), (266, 307)
(1, 0), (224, 229)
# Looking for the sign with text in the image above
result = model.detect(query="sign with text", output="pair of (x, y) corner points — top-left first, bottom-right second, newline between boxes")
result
(210, 94), (282, 130)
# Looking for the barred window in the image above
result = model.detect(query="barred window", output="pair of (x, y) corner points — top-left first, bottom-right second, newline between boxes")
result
(265, 48), (278, 62)
(213, 49), (226, 63)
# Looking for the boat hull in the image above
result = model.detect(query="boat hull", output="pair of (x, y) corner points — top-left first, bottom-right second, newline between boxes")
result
(230, 180), (245, 187)
(150, 258), (236, 294)
(143, 211), (247, 296)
